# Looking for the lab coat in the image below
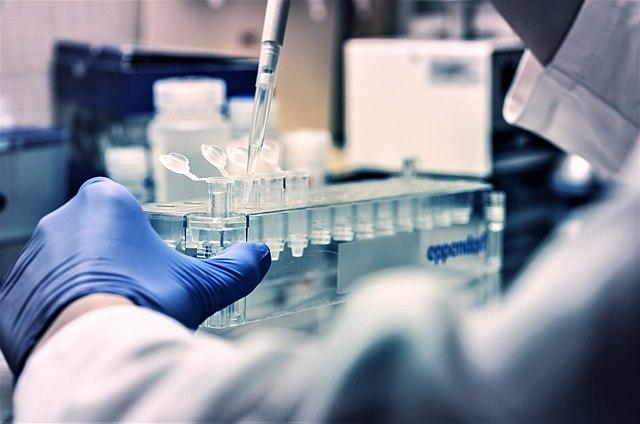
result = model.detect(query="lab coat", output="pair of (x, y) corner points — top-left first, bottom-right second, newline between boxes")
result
(9, 0), (640, 421)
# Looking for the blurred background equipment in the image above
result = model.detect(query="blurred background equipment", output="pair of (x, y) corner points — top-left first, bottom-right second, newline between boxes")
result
(0, 127), (68, 275)
(283, 129), (331, 187)
(52, 41), (258, 199)
(0, 0), (602, 287)
(148, 77), (230, 202)
(344, 36), (525, 177)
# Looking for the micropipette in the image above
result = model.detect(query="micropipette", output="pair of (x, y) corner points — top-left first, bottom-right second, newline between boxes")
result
(246, 0), (290, 175)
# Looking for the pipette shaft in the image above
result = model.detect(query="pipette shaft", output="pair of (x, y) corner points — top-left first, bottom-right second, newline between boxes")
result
(246, 0), (290, 175)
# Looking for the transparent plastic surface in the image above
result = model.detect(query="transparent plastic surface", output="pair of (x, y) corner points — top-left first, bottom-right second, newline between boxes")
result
(284, 171), (310, 205)
(332, 204), (354, 242)
(258, 173), (285, 207)
(310, 207), (332, 245)
(207, 178), (231, 217)
(262, 212), (286, 261)
(396, 198), (415, 233)
(185, 211), (247, 327)
(416, 197), (435, 230)
(231, 175), (260, 210)
(287, 210), (309, 257)
(147, 213), (184, 248)
(485, 191), (505, 271)
(433, 195), (454, 227)
(355, 203), (375, 239)
(186, 212), (246, 258)
(452, 192), (473, 225)
(375, 200), (395, 236)
(257, 174), (286, 259)
(142, 176), (504, 329)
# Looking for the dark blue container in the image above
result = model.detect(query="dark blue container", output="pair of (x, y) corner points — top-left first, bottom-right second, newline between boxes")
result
(52, 40), (258, 117)
(51, 40), (258, 194)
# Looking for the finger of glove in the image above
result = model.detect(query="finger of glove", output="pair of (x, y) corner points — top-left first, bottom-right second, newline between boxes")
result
(37, 177), (143, 237)
(196, 242), (271, 311)
(77, 177), (144, 220)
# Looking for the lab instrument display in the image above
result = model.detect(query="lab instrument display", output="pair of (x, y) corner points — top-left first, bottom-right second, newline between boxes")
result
(142, 172), (504, 329)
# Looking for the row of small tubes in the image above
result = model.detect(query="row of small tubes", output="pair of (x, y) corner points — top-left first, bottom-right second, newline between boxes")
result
(207, 171), (311, 218)
(202, 174), (502, 261)
(251, 192), (477, 260)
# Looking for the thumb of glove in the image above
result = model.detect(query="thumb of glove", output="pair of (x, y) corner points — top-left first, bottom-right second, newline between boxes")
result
(187, 242), (272, 320)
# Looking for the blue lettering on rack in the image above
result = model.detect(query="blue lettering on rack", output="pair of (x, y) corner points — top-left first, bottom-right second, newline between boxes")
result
(426, 233), (488, 265)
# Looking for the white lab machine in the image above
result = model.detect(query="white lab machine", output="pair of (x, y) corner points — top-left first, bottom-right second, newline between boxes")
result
(344, 37), (523, 177)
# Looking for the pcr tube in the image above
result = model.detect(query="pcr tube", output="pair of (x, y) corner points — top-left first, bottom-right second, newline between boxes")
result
(433, 196), (453, 227)
(258, 173), (285, 207)
(484, 191), (505, 270)
(262, 212), (285, 261)
(259, 174), (286, 260)
(207, 298), (246, 328)
(231, 175), (260, 210)
(375, 200), (395, 236)
(186, 212), (246, 259)
(396, 198), (415, 233)
(416, 196), (434, 230)
(207, 177), (232, 218)
(332, 204), (354, 241)
(287, 210), (309, 257)
(355, 202), (375, 239)
(310, 207), (332, 245)
(452, 192), (473, 225)
(284, 171), (310, 205)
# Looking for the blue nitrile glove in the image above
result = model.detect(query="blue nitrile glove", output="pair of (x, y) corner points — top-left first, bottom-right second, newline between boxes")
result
(0, 177), (271, 376)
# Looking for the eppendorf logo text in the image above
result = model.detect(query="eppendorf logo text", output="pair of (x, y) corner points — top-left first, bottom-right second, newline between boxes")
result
(426, 233), (488, 265)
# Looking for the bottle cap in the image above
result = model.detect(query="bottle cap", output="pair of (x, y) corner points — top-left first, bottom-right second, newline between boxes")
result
(153, 77), (226, 110)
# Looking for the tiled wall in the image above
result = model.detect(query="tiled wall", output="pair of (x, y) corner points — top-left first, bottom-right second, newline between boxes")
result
(0, 0), (140, 126)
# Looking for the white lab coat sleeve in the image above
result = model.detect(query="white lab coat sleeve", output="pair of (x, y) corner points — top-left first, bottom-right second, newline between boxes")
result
(14, 282), (490, 422)
(503, 0), (639, 178)
(0, 353), (12, 423)
(461, 191), (640, 420)
(14, 306), (308, 422)
(14, 192), (639, 422)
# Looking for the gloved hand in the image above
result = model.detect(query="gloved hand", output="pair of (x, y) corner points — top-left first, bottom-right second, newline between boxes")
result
(0, 177), (271, 376)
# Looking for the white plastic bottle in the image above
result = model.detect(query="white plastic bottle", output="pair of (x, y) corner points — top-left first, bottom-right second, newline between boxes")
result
(227, 97), (282, 173)
(283, 128), (331, 187)
(149, 77), (230, 202)
(228, 96), (280, 142)
(228, 96), (254, 141)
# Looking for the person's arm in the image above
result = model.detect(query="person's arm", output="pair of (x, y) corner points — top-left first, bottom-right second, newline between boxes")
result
(491, 0), (584, 65)
(35, 295), (133, 350)
(500, 0), (639, 178)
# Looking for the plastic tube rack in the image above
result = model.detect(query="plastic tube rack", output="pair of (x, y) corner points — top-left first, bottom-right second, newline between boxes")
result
(143, 175), (504, 328)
